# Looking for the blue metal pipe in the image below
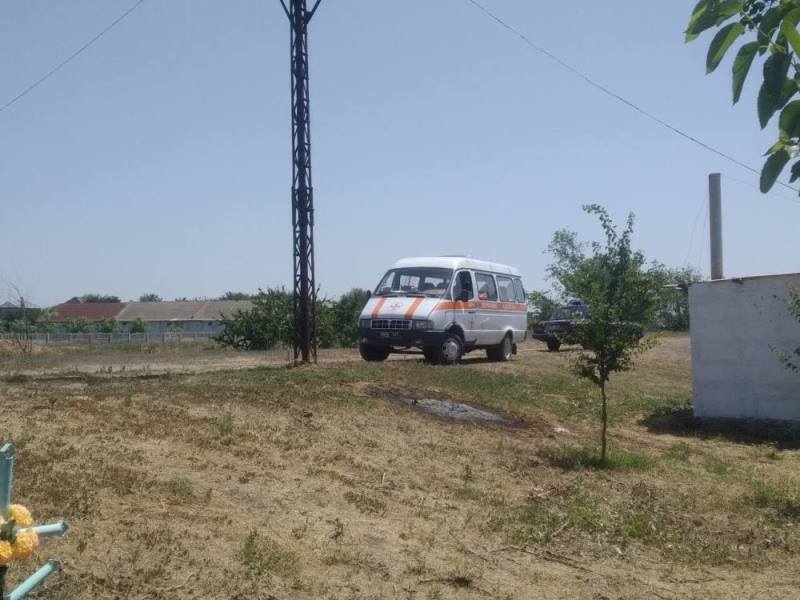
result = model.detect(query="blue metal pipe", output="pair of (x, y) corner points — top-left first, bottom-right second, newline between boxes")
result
(6, 560), (60, 600)
(0, 444), (15, 516)
(29, 521), (68, 538)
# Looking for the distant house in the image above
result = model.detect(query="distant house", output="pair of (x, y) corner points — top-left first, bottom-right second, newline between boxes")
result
(50, 299), (251, 334)
(0, 301), (41, 320)
(51, 302), (127, 325)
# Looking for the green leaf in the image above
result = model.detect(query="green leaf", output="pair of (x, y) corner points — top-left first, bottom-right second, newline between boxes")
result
(781, 9), (800, 53)
(686, 0), (744, 42)
(758, 7), (784, 53)
(732, 42), (759, 103)
(790, 160), (800, 183)
(686, 0), (713, 42)
(707, 23), (745, 73)
(765, 141), (786, 156)
(758, 52), (792, 127)
(780, 77), (799, 108)
(761, 149), (791, 192)
(779, 100), (800, 137)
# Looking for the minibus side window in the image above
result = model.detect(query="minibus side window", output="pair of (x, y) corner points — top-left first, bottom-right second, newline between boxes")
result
(475, 273), (498, 301)
(496, 276), (514, 302)
(452, 271), (474, 301)
(513, 279), (526, 303)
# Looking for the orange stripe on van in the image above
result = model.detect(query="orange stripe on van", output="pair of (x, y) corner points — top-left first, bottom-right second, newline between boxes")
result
(371, 298), (387, 319)
(435, 301), (527, 312)
(405, 298), (425, 319)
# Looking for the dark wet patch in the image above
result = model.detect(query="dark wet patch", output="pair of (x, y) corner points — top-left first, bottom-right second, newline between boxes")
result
(365, 384), (524, 427)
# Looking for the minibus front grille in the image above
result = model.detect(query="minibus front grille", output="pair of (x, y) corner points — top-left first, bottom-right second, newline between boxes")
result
(371, 319), (411, 331)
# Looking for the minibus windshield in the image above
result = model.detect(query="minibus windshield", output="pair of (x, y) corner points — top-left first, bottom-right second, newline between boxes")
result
(375, 268), (453, 298)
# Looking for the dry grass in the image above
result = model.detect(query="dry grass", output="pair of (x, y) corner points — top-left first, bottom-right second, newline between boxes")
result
(1, 335), (799, 598)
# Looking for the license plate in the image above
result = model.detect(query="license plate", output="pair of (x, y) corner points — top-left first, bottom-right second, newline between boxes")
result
(380, 332), (391, 338)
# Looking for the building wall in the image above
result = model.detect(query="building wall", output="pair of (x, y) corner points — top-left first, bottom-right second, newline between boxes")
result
(690, 274), (800, 421)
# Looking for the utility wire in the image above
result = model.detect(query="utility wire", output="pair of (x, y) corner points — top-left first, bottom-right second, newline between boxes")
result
(0, 0), (146, 114)
(464, 0), (800, 197)
(683, 193), (708, 268)
(723, 173), (800, 204)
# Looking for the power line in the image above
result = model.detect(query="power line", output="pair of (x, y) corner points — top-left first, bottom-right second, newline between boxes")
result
(0, 0), (146, 114)
(463, 0), (800, 197)
(722, 174), (800, 205)
(683, 192), (708, 268)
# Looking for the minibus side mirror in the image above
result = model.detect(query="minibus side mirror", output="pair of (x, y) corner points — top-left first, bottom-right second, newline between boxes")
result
(459, 290), (471, 302)
(365, 290), (372, 300)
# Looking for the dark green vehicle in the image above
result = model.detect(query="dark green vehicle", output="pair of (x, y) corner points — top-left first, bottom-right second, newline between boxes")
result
(531, 300), (643, 352)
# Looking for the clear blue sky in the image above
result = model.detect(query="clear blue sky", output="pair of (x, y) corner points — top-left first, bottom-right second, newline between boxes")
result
(1, 0), (797, 306)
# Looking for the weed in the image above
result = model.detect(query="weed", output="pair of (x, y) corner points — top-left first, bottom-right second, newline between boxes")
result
(165, 476), (194, 500)
(663, 442), (692, 462)
(704, 457), (733, 476)
(329, 517), (344, 541)
(344, 490), (386, 515)
(240, 530), (297, 577)
(751, 479), (800, 517)
(538, 446), (652, 471)
(217, 409), (235, 437)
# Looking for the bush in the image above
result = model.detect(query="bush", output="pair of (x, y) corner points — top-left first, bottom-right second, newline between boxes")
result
(216, 288), (293, 350)
(216, 288), (369, 351)
(129, 318), (146, 334)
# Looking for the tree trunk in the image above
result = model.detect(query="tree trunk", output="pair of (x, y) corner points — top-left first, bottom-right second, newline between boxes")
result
(600, 380), (608, 463)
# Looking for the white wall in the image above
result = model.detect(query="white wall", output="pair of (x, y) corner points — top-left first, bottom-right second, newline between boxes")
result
(690, 273), (800, 421)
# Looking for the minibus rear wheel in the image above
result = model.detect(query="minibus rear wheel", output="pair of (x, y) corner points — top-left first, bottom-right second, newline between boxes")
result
(359, 343), (390, 362)
(487, 334), (513, 362)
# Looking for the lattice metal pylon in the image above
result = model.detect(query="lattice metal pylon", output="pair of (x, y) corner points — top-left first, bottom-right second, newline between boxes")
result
(280, 0), (323, 364)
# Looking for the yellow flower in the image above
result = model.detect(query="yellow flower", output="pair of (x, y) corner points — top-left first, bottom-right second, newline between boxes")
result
(0, 541), (12, 566)
(8, 505), (32, 528)
(12, 529), (39, 560)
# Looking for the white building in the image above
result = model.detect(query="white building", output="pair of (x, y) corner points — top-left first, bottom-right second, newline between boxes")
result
(690, 273), (800, 421)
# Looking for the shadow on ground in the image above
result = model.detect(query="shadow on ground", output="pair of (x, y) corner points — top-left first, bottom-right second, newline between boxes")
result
(641, 406), (800, 450)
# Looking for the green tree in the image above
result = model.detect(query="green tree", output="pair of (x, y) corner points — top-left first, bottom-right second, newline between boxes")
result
(546, 230), (589, 301)
(687, 0), (800, 192)
(330, 289), (369, 347)
(220, 291), (255, 301)
(774, 284), (800, 371)
(82, 294), (121, 303)
(559, 205), (661, 463)
(129, 318), (147, 334)
(216, 288), (294, 350)
(139, 293), (162, 302)
(650, 265), (705, 331)
(96, 319), (120, 333)
(527, 290), (560, 329)
(64, 318), (90, 333)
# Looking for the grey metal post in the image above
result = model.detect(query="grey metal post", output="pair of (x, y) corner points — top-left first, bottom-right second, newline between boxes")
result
(709, 173), (724, 280)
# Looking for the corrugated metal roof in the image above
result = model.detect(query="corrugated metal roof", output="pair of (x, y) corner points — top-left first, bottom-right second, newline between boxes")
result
(116, 301), (252, 322)
(52, 303), (127, 322)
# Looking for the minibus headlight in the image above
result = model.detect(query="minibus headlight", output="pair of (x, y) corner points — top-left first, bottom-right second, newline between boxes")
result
(359, 319), (371, 329)
(414, 320), (434, 330)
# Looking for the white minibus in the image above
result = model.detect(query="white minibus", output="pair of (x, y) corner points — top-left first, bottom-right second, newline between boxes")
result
(357, 256), (528, 364)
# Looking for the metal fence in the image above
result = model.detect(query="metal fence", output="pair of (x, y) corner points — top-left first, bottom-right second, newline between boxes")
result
(0, 332), (217, 345)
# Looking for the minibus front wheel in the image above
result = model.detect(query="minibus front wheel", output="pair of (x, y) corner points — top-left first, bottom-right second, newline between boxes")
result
(359, 343), (390, 362)
(436, 332), (464, 366)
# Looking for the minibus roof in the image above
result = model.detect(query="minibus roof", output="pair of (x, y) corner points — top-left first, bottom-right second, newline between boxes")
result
(392, 256), (521, 277)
